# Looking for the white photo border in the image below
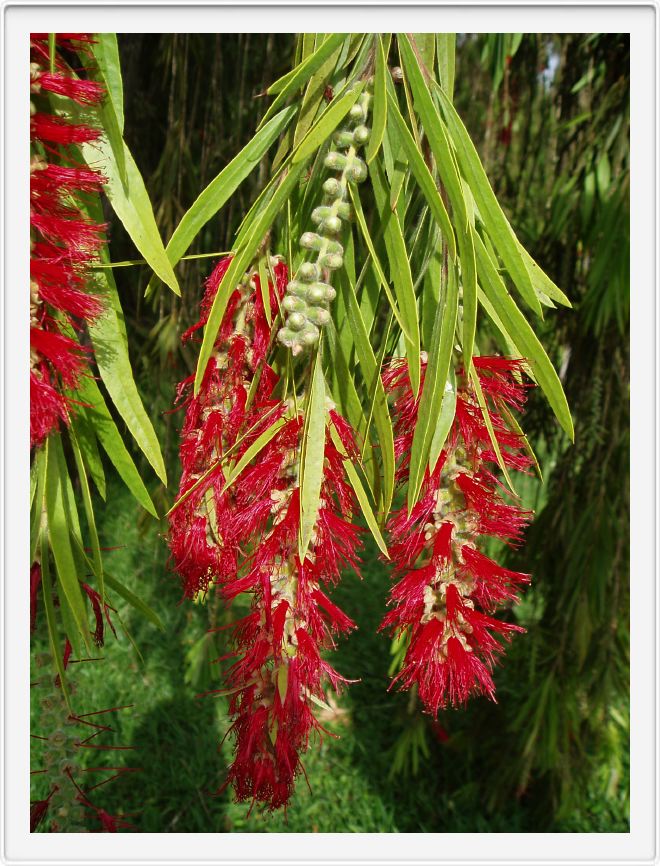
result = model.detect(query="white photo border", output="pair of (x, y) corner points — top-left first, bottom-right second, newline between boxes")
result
(3, 3), (654, 863)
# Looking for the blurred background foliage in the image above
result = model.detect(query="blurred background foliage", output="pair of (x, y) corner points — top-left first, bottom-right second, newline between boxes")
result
(32, 32), (629, 832)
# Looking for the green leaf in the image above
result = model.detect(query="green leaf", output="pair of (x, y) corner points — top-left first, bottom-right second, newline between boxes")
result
(194, 165), (304, 395)
(74, 374), (159, 517)
(469, 364), (515, 493)
(347, 184), (409, 339)
(370, 157), (421, 396)
(291, 83), (364, 165)
(44, 436), (92, 652)
(386, 90), (456, 261)
(70, 413), (106, 500)
(89, 34), (127, 185)
(293, 35), (348, 148)
(30, 447), (47, 565)
(436, 34), (456, 100)
(397, 36), (467, 230)
(474, 232), (574, 439)
(81, 131), (180, 295)
(267, 33), (347, 97)
(408, 258), (458, 509)
(336, 266), (395, 518)
(299, 356), (326, 560)
(39, 533), (71, 708)
(153, 105), (297, 287)
(82, 205), (166, 485)
(518, 243), (572, 308)
(90, 34), (124, 133)
(222, 416), (287, 494)
(103, 571), (164, 631)
(344, 457), (389, 558)
(69, 425), (104, 600)
(412, 33), (435, 73)
(428, 369), (457, 472)
(432, 81), (542, 317)
(460, 221), (478, 372)
(365, 34), (390, 164)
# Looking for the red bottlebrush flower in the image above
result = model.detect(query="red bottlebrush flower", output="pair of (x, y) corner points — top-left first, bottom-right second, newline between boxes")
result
(381, 355), (533, 714)
(169, 260), (362, 811)
(30, 35), (106, 448)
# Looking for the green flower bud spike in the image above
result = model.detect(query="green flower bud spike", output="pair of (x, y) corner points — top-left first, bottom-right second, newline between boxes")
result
(278, 83), (373, 355)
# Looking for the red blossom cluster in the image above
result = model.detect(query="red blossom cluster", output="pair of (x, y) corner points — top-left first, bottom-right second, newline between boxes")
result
(169, 259), (362, 810)
(30, 33), (106, 448)
(381, 355), (533, 714)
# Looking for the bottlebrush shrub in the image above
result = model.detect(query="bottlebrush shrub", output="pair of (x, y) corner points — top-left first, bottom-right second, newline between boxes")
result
(29, 33), (106, 448)
(31, 655), (137, 833)
(169, 259), (362, 810)
(380, 355), (533, 714)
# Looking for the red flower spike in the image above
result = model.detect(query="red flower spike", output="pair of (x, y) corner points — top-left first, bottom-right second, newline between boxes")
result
(381, 354), (534, 714)
(169, 260), (362, 810)
(30, 35), (106, 447)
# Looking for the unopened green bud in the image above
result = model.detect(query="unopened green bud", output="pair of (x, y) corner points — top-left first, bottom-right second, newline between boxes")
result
(286, 279), (308, 297)
(323, 178), (342, 196)
(298, 262), (320, 282)
(300, 232), (323, 251)
(353, 125), (370, 145)
(311, 206), (333, 224)
(349, 103), (365, 121)
(319, 252), (343, 270)
(336, 202), (352, 220)
(287, 312), (307, 331)
(282, 295), (307, 313)
(300, 324), (320, 346)
(306, 307), (331, 326)
(306, 282), (335, 304)
(320, 215), (342, 234)
(347, 158), (368, 183)
(324, 151), (348, 171)
(277, 328), (297, 347)
(332, 129), (354, 148)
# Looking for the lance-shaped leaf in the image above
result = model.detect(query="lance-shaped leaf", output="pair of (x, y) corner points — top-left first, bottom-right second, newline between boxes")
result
(82, 203), (167, 485)
(365, 34), (390, 164)
(45, 436), (92, 652)
(194, 165), (304, 395)
(436, 34), (456, 100)
(291, 82), (364, 164)
(469, 363), (515, 494)
(103, 572), (164, 631)
(408, 257), (458, 510)
(474, 231), (574, 439)
(150, 105), (297, 291)
(293, 34), (349, 148)
(370, 157), (421, 396)
(70, 413), (106, 500)
(40, 533), (71, 708)
(264, 33), (348, 107)
(336, 267), (395, 518)
(429, 368), (457, 472)
(348, 184), (408, 339)
(69, 425), (104, 601)
(222, 416), (287, 494)
(432, 80), (542, 318)
(329, 423), (389, 557)
(299, 357), (327, 560)
(74, 374), (158, 517)
(81, 119), (180, 296)
(386, 91), (456, 261)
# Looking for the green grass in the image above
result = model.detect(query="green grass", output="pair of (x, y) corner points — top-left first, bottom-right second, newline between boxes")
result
(31, 477), (629, 833)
